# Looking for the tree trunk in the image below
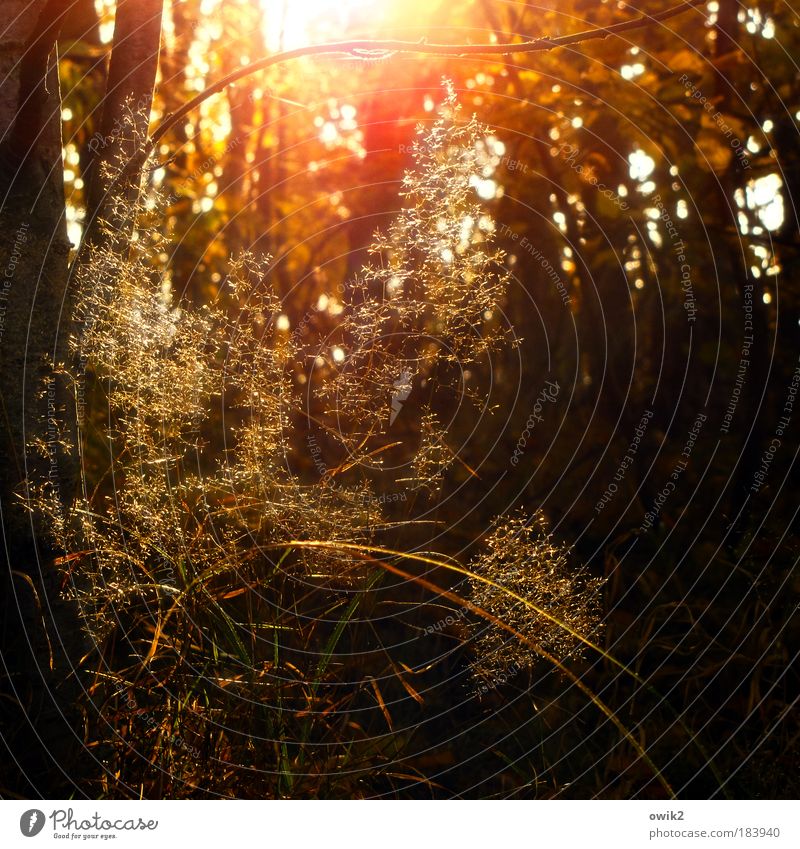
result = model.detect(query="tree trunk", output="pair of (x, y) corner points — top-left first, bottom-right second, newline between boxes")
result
(83, 0), (162, 251)
(0, 0), (85, 797)
(0, 0), (163, 796)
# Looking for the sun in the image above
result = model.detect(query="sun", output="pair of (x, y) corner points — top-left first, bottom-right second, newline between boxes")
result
(259, 0), (374, 50)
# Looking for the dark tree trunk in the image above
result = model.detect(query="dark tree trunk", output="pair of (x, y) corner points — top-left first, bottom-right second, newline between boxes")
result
(83, 0), (163, 247)
(0, 0), (163, 796)
(0, 0), (86, 797)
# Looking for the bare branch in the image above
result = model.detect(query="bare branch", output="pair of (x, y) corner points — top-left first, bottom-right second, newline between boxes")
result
(150, 0), (707, 147)
(69, 0), (704, 272)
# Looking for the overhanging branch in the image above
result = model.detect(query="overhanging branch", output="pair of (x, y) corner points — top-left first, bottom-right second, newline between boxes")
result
(71, 0), (705, 271)
(150, 0), (707, 147)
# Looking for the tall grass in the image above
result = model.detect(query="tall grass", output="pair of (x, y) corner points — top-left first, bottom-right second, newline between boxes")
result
(32, 90), (637, 798)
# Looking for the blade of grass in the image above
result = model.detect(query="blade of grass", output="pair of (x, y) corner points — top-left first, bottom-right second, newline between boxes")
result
(281, 539), (675, 797)
(280, 536), (730, 791)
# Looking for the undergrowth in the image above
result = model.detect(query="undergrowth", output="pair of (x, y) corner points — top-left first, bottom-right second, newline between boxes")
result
(34, 90), (621, 798)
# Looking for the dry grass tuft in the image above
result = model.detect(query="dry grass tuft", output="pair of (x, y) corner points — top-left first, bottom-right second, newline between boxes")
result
(468, 511), (605, 684)
(31, 91), (607, 797)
